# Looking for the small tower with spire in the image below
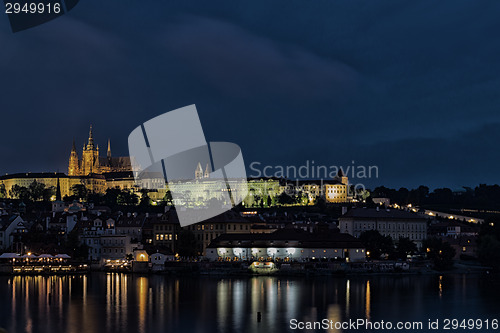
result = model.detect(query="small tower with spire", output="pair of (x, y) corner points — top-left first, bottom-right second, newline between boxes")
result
(204, 163), (210, 178)
(55, 177), (62, 201)
(81, 125), (100, 175)
(68, 139), (80, 176)
(334, 169), (348, 185)
(195, 162), (203, 180)
(87, 125), (94, 149)
(107, 139), (112, 159)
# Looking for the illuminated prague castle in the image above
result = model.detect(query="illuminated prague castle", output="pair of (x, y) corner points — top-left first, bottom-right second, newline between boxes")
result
(68, 126), (132, 176)
(0, 126), (352, 204)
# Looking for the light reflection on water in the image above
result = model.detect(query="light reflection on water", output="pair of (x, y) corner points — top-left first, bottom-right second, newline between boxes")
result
(0, 273), (499, 333)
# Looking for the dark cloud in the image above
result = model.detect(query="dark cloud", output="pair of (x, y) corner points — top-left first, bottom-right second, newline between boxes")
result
(156, 15), (361, 100)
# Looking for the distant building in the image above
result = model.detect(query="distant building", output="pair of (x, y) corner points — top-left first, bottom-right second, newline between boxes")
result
(115, 213), (145, 242)
(79, 215), (141, 261)
(205, 228), (366, 262)
(150, 252), (173, 266)
(100, 235), (135, 260)
(184, 210), (254, 255)
(372, 197), (390, 206)
(0, 215), (26, 250)
(339, 207), (428, 248)
(428, 220), (479, 238)
(148, 211), (180, 251)
(324, 170), (350, 203)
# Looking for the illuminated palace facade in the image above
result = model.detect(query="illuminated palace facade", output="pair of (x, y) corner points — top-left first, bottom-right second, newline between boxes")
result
(0, 126), (352, 203)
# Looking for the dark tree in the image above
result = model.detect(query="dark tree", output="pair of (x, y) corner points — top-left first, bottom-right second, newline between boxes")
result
(359, 230), (394, 260)
(9, 184), (27, 200)
(139, 189), (152, 207)
(277, 192), (294, 205)
(394, 237), (417, 260)
(117, 190), (139, 205)
(42, 186), (55, 202)
(71, 184), (88, 201)
(396, 187), (410, 205)
(177, 229), (198, 257)
(29, 180), (46, 201)
(478, 223), (500, 269)
(104, 188), (122, 206)
(0, 184), (6, 198)
(423, 238), (456, 270)
(478, 233), (500, 270)
(429, 188), (454, 204)
(163, 190), (174, 205)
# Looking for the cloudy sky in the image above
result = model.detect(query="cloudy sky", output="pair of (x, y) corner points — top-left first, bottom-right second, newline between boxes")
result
(1, 0), (500, 189)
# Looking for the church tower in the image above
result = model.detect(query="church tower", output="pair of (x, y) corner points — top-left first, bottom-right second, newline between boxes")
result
(204, 163), (210, 178)
(81, 125), (100, 175)
(195, 162), (203, 180)
(67, 125), (131, 177)
(68, 140), (80, 176)
(335, 169), (349, 185)
(107, 139), (111, 159)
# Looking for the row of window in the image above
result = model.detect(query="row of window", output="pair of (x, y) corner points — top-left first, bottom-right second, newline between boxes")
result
(354, 233), (424, 241)
(184, 223), (251, 231)
(327, 189), (346, 194)
(155, 225), (176, 231)
(198, 233), (221, 241)
(351, 223), (426, 231)
(87, 238), (126, 245)
(101, 248), (124, 254)
(155, 234), (176, 241)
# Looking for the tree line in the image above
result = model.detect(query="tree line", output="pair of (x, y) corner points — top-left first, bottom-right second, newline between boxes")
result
(370, 184), (500, 209)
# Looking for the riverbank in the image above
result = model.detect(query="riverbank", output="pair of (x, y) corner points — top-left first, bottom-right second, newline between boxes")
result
(0, 259), (492, 276)
(110, 260), (493, 277)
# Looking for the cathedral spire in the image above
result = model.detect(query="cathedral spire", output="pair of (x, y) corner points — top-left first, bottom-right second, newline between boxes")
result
(204, 163), (210, 178)
(88, 124), (94, 148)
(195, 162), (203, 179)
(107, 139), (111, 158)
(68, 140), (80, 176)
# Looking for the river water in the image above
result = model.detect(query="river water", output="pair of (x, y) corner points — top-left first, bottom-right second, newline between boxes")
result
(0, 273), (498, 333)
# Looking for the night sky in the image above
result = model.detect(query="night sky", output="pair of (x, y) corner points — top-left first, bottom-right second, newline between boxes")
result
(1, 0), (500, 190)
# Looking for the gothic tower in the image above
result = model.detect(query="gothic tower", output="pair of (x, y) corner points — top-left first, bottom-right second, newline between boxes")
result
(68, 140), (80, 176)
(107, 139), (111, 159)
(81, 125), (100, 175)
(204, 163), (210, 178)
(195, 162), (203, 180)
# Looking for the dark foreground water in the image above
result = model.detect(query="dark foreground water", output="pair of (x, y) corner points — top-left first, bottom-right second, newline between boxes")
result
(0, 273), (499, 333)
